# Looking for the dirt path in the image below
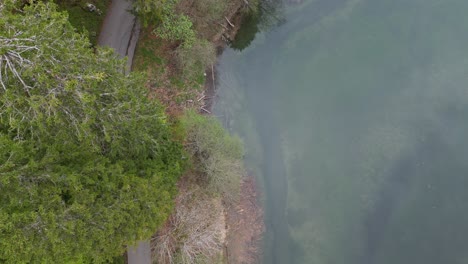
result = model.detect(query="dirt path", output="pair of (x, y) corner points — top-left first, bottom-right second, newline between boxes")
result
(97, 0), (140, 71)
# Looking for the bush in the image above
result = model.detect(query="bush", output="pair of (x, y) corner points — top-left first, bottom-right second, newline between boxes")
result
(175, 38), (216, 80)
(140, 0), (196, 47)
(152, 186), (225, 264)
(181, 111), (244, 203)
(155, 13), (196, 47)
(132, 0), (167, 25)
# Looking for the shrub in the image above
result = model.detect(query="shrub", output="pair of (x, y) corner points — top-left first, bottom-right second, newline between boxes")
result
(181, 111), (244, 203)
(155, 13), (196, 47)
(174, 38), (216, 80)
(152, 186), (225, 264)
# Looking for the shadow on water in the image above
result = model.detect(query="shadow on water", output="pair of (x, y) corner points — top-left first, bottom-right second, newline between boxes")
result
(363, 110), (468, 264)
(230, 0), (285, 51)
(256, 115), (290, 264)
(363, 151), (415, 264)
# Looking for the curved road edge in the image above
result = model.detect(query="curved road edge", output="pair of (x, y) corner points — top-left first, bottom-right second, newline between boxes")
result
(97, 0), (141, 72)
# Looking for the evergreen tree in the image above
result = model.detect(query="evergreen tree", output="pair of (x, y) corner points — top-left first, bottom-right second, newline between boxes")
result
(0, 2), (183, 262)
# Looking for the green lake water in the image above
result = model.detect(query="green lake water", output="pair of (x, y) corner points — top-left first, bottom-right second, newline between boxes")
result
(212, 0), (468, 263)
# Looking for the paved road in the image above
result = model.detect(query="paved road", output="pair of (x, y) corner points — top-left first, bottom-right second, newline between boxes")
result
(127, 241), (151, 264)
(98, 0), (140, 71)
(97, 1), (150, 263)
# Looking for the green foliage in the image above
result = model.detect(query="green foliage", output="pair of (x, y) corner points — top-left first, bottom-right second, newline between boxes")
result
(134, 0), (196, 47)
(132, 31), (167, 76)
(133, 0), (168, 25)
(155, 13), (196, 47)
(175, 38), (216, 80)
(0, 2), (183, 262)
(181, 111), (244, 202)
(54, 0), (110, 45)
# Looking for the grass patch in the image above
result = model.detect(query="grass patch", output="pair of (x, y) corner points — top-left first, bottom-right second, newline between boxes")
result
(195, 72), (206, 86)
(133, 28), (168, 72)
(170, 76), (185, 89)
(54, 0), (110, 45)
(134, 34), (166, 69)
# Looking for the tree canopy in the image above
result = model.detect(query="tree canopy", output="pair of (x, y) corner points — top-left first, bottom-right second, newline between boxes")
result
(0, 2), (183, 262)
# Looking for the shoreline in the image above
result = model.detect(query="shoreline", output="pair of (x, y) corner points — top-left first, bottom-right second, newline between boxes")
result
(202, 2), (244, 113)
(202, 13), (265, 263)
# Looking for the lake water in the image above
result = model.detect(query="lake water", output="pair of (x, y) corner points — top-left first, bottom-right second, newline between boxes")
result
(212, 0), (468, 263)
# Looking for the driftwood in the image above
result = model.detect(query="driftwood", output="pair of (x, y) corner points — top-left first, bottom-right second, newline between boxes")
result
(217, 22), (229, 30)
(225, 16), (235, 28)
(200, 107), (211, 114)
(197, 95), (206, 101)
(211, 65), (216, 91)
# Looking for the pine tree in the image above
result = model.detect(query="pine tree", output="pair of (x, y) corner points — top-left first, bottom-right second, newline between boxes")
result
(0, 2), (183, 262)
